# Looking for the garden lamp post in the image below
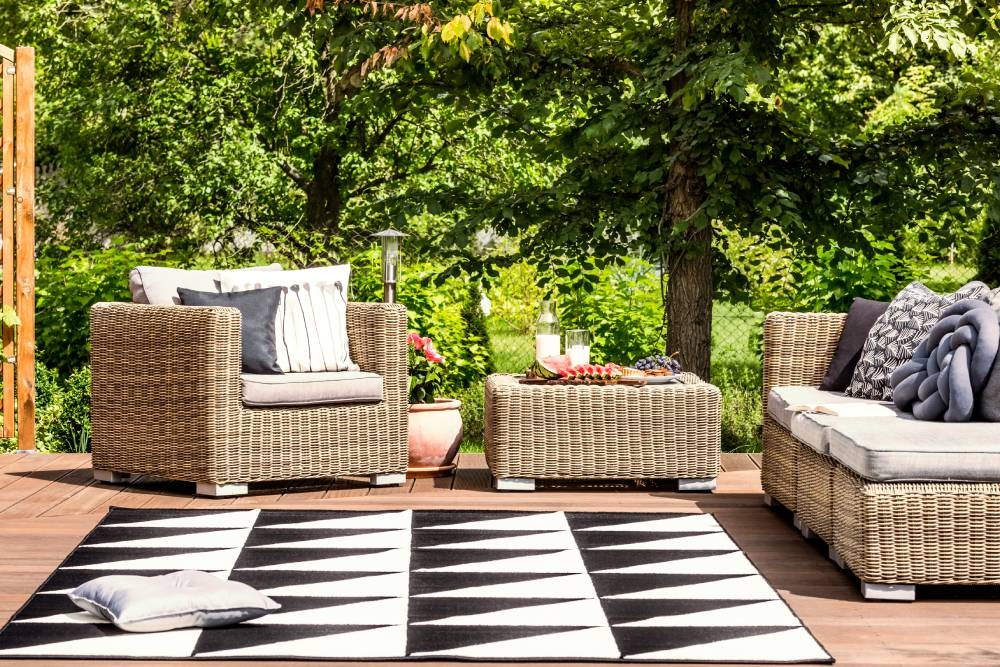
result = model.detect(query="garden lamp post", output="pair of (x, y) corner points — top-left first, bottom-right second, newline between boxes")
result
(372, 228), (406, 303)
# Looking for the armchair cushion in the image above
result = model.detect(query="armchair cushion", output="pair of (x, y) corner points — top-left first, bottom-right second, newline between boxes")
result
(241, 371), (383, 407)
(178, 286), (284, 375)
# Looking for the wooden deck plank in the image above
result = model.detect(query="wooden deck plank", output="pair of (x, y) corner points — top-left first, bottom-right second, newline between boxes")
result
(720, 453), (758, 472)
(0, 455), (91, 512)
(749, 452), (763, 468)
(3, 452), (1000, 666)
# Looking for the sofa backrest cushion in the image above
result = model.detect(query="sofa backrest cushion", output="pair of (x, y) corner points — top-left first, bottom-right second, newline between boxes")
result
(819, 297), (888, 392)
(129, 264), (283, 305)
(220, 265), (358, 374)
(846, 281), (992, 401)
(178, 286), (284, 375)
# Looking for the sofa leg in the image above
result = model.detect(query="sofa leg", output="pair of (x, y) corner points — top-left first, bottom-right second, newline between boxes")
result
(794, 516), (815, 540)
(828, 546), (846, 569)
(677, 477), (716, 492)
(763, 493), (774, 507)
(93, 469), (130, 484)
(370, 472), (406, 487)
(196, 482), (249, 497)
(860, 582), (916, 602)
(495, 477), (535, 492)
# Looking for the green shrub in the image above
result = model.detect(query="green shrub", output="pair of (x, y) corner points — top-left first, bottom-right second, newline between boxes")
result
(460, 284), (494, 376)
(713, 361), (763, 453)
(36, 244), (162, 377)
(35, 362), (92, 453)
(456, 380), (485, 452)
(347, 248), (495, 392)
(489, 258), (664, 366)
(978, 208), (1000, 286)
(790, 229), (909, 312)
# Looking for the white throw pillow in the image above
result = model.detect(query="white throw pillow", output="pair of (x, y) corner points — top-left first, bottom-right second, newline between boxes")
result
(68, 570), (280, 633)
(221, 265), (358, 373)
(129, 264), (283, 305)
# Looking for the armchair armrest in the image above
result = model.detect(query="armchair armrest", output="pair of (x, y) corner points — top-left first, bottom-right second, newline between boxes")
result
(763, 312), (847, 400)
(90, 302), (243, 476)
(346, 302), (408, 406)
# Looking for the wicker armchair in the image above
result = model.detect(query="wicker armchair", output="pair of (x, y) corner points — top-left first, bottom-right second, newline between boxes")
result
(90, 301), (408, 496)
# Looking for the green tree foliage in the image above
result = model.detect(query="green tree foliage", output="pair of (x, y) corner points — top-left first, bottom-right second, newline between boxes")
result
(441, 0), (1000, 377)
(17, 0), (513, 257)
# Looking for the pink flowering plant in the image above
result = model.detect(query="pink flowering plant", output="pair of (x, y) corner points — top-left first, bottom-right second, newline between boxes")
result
(407, 332), (446, 404)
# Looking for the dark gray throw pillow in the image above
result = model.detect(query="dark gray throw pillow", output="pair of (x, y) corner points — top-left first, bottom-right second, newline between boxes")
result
(178, 286), (283, 374)
(819, 298), (889, 392)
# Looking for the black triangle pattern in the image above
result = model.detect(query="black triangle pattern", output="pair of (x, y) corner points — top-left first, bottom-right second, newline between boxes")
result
(0, 508), (832, 663)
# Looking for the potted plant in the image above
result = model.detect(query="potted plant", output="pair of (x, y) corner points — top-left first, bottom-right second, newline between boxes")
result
(406, 332), (463, 477)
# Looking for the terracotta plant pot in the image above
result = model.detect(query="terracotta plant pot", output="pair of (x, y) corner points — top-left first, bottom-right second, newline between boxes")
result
(407, 398), (463, 478)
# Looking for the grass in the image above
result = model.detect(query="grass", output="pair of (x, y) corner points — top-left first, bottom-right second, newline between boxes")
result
(458, 304), (764, 453)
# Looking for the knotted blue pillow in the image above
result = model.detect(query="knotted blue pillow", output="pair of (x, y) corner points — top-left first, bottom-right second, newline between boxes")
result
(890, 299), (1000, 422)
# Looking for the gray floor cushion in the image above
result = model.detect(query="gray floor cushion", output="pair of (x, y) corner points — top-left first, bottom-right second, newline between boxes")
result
(827, 418), (1000, 482)
(69, 570), (279, 633)
(241, 371), (383, 407)
(766, 386), (879, 429)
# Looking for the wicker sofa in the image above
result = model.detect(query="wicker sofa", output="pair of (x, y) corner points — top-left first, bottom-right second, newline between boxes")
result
(90, 301), (408, 497)
(762, 312), (1000, 601)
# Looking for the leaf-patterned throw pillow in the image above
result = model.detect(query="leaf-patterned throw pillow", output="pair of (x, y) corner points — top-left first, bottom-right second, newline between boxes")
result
(846, 281), (993, 401)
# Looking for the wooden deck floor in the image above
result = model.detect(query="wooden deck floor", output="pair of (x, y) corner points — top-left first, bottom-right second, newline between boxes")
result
(1, 451), (999, 666)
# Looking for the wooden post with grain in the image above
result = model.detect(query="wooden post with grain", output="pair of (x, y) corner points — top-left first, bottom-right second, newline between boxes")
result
(0, 45), (35, 451)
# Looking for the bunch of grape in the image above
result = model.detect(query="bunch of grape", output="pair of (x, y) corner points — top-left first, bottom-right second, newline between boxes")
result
(634, 354), (683, 374)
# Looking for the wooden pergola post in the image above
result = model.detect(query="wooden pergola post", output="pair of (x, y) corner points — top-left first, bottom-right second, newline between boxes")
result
(0, 45), (35, 451)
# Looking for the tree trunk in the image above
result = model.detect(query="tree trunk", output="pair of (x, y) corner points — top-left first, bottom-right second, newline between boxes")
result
(663, 160), (712, 380)
(305, 145), (343, 232)
(661, 0), (713, 381)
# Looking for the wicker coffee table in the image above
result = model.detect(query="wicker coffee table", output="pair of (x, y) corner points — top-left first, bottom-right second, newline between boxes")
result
(484, 373), (721, 491)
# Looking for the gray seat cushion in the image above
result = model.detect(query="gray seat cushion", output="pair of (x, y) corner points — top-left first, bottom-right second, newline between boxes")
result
(827, 418), (1000, 482)
(241, 371), (383, 407)
(767, 386), (875, 429)
(791, 409), (902, 455)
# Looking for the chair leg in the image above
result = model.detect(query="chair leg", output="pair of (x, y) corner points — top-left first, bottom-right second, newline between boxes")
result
(678, 477), (716, 492)
(370, 472), (406, 487)
(860, 582), (915, 602)
(495, 477), (535, 491)
(828, 546), (846, 569)
(196, 482), (249, 497)
(93, 469), (130, 484)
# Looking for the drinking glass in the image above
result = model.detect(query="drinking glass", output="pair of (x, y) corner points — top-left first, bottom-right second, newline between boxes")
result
(565, 329), (591, 366)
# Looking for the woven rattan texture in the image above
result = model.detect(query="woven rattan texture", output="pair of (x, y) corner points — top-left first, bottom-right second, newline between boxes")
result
(761, 312), (846, 510)
(484, 373), (720, 480)
(832, 463), (1000, 585)
(91, 302), (408, 485)
(796, 442), (835, 543)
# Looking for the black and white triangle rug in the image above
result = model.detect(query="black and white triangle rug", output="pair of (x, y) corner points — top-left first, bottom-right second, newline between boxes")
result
(0, 508), (832, 663)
